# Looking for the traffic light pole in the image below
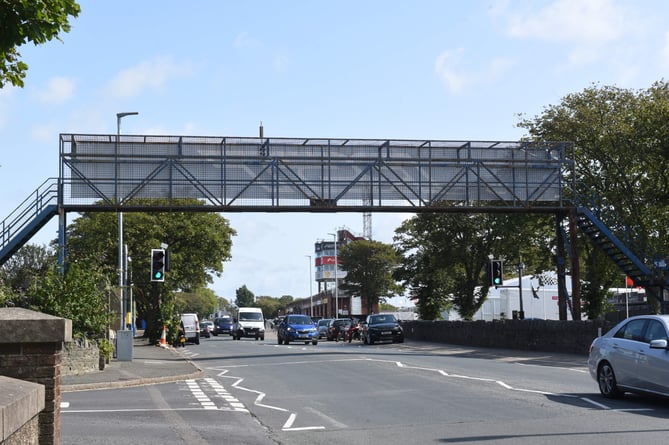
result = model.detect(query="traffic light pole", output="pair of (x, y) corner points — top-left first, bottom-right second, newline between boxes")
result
(491, 260), (525, 320)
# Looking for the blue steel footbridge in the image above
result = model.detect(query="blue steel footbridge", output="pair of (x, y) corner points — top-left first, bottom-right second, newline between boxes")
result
(0, 133), (662, 317)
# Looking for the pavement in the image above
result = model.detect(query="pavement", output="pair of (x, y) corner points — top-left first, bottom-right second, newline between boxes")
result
(60, 333), (588, 393)
(61, 336), (203, 392)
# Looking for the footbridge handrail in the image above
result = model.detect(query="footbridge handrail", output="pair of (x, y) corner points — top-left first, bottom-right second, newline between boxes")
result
(0, 178), (59, 253)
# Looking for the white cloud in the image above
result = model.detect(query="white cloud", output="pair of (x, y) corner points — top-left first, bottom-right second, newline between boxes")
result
(233, 32), (261, 50)
(505, 0), (628, 44)
(434, 48), (468, 94)
(502, 0), (635, 67)
(34, 76), (76, 105)
(435, 50), (514, 95)
(105, 56), (193, 98)
(273, 53), (289, 73)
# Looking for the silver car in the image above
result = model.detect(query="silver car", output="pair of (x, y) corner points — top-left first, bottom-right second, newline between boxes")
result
(588, 314), (669, 398)
(317, 319), (332, 339)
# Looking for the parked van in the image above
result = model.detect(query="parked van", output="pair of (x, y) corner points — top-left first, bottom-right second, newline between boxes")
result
(232, 307), (265, 340)
(180, 313), (200, 345)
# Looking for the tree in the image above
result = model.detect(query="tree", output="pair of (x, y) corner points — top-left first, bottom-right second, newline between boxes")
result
(175, 287), (218, 319)
(394, 212), (553, 320)
(255, 296), (281, 319)
(338, 239), (404, 314)
(0, 243), (55, 307)
(235, 285), (255, 308)
(30, 261), (112, 339)
(1, 0), (81, 88)
(517, 81), (669, 316)
(63, 200), (236, 341)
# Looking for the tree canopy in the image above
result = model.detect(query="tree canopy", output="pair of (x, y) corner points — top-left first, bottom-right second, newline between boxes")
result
(517, 81), (669, 316)
(338, 239), (403, 314)
(394, 212), (554, 320)
(64, 201), (236, 339)
(1, 0), (81, 88)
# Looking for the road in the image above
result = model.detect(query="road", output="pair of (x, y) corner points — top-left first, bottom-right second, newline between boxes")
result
(62, 332), (669, 444)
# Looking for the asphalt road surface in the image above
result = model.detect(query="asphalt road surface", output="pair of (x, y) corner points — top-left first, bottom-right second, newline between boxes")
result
(62, 332), (669, 444)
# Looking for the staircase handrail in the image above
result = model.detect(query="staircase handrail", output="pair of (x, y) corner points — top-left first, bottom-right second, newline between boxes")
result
(571, 191), (651, 265)
(0, 178), (59, 251)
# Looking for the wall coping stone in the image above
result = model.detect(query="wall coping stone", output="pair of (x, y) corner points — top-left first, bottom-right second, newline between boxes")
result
(0, 308), (72, 344)
(0, 376), (45, 442)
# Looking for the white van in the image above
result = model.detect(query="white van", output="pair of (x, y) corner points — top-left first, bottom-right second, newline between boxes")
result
(180, 313), (200, 344)
(232, 307), (265, 340)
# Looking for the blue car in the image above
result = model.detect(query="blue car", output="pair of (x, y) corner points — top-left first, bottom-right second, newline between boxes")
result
(277, 314), (319, 345)
(212, 316), (233, 336)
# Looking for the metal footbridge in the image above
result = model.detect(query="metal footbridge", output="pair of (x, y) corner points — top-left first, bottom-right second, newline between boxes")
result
(0, 133), (660, 308)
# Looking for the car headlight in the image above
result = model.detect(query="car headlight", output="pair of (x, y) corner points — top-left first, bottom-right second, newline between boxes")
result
(286, 327), (294, 332)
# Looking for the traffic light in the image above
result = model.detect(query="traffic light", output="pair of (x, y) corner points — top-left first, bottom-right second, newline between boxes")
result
(490, 259), (503, 286)
(151, 249), (165, 282)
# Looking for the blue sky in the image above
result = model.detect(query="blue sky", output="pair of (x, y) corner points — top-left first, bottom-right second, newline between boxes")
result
(2, 0), (669, 305)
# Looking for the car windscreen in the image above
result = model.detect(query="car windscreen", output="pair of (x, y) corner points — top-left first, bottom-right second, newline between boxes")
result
(288, 316), (312, 325)
(240, 313), (262, 321)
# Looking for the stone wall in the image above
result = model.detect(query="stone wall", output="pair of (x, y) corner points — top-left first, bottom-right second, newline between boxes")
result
(402, 319), (614, 355)
(0, 376), (44, 445)
(61, 339), (100, 376)
(0, 308), (72, 445)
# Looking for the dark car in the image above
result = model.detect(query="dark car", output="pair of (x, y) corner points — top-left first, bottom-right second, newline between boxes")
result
(363, 314), (404, 345)
(212, 316), (233, 336)
(199, 320), (213, 338)
(277, 314), (319, 345)
(326, 318), (352, 341)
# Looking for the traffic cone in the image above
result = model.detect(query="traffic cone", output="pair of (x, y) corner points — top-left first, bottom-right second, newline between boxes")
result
(160, 325), (167, 347)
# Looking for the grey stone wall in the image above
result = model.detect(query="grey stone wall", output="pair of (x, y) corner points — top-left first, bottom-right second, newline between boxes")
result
(402, 319), (614, 355)
(61, 339), (100, 376)
(0, 376), (45, 445)
(0, 308), (72, 445)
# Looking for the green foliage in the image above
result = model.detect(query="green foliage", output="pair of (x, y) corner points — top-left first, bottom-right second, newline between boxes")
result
(63, 200), (235, 341)
(517, 81), (669, 315)
(338, 239), (404, 314)
(255, 296), (282, 319)
(0, 244), (56, 308)
(394, 212), (554, 320)
(175, 287), (217, 319)
(98, 338), (114, 361)
(235, 285), (255, 307)
(0, 0), (81, 87)
(30, 261), (112, 339)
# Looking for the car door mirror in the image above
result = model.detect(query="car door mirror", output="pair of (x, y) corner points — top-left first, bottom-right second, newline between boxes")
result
(649, 339), (669, 349)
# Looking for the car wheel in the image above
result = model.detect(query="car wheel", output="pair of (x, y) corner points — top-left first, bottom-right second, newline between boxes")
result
(312, 340), (318, 346)
(598, 362), (623, 398)
(285, 338), (290, 345)
(260, 336), (264, 341)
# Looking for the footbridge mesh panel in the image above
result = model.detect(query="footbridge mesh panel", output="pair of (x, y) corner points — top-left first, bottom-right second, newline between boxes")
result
(59, 134), (573, 211)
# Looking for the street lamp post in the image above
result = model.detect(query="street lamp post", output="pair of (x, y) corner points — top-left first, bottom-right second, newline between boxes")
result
(116, 112), (138, 331)
(306, 255), (313, 317)
(328, 232), (338, 319)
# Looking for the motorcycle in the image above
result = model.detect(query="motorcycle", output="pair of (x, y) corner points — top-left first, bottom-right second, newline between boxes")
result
(347, 322), (362, 343)
(335, 322), (351, 342)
